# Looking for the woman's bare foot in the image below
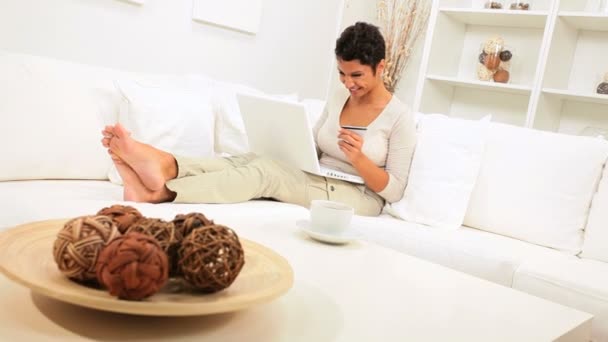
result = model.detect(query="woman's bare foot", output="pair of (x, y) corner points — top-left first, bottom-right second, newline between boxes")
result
(101, 125), (114, 148)
(106, 124), (177, 191)
(111, 153), (175, 203)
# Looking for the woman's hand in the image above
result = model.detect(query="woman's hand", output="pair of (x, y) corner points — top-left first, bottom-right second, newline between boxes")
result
(338, 129), (364, 163)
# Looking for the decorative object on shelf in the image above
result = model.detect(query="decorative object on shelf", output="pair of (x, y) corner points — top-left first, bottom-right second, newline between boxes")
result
(97, 204), (143, 234)
(476, 36), (513, 84)
(484, 1), (504, 9)
(493, 69), (511, 83)
(53, 216), (121, 282)
(509, 1), (530, 10)
(598, 73), (608, 95)
(96, 232), (169, 300)
(179, 224), (245, 293)
(377, 0), (431, 93)
(476, 64), (494, 81)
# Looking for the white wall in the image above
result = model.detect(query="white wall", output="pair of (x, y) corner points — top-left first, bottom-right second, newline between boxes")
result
(330, 0), (426, 107)
(0, 0), (344, 99)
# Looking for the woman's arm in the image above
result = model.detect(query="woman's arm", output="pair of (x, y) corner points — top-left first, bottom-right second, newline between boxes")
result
(338, 129), (389, 192)
(338, 109), (417, 202)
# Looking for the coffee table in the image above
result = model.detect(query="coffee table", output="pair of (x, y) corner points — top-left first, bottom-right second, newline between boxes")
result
(0, 217), (592, 341)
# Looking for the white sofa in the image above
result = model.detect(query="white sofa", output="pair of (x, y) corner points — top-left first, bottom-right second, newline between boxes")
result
(2, 51), (608, 341)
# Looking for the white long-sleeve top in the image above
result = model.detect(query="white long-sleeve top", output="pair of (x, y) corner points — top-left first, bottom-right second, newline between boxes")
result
(313, 88), (417, 203)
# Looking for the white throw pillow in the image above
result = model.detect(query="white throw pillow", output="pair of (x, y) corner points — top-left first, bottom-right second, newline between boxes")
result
(108, 77), (217, 184)
(387, 114), (490, 230)
(464, 124), (608, 254)
(0, 51), (117, 181)
(581, 156), (608, 262)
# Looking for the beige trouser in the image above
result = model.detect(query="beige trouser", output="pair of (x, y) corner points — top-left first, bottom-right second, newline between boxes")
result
(165, 153), (384, 216)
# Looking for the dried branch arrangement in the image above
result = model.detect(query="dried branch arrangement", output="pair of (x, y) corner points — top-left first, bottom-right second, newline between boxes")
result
(377, 0), (431, 93)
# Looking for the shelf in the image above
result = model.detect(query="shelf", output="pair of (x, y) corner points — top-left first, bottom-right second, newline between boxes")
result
(558, 12), (608, 31)
(542, 88), (608, 105)
(426, 75), (532, 95)
(416, 1), (608, 132)
(439, 7), (549, 28)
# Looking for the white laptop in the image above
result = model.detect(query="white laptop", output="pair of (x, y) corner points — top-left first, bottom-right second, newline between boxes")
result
(237, 93), (364, 184)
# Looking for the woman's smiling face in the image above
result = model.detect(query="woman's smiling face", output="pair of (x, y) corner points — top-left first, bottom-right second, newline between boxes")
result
(337, 58), (384, 98)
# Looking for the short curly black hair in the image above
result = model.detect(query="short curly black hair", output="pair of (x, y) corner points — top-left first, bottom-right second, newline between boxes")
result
(335, 22), (386, 73)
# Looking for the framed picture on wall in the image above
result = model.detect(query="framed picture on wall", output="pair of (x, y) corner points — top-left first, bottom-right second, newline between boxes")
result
(192, 0), (263, 35)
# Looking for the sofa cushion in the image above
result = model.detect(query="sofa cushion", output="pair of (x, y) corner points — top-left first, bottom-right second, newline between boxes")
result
(354, 214), (565, 287)
(0, 51), (123, 181)
(387, 114), (490, 229)
(582, 158), (608, 263)
(513, 256), (608, 341)
(108, 77), (218, 184)
(463, 123), (608, 254)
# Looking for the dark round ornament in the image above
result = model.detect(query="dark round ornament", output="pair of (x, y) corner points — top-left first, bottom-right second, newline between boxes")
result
(96, 232), (169, 300)
(179, 225), (245, 293)
(97, 205), (143, 234)
(499, 50), (512, 62)
(172, 212), (215, 241)
(597, 82), (608, 95)
(170, 212), (215, 276)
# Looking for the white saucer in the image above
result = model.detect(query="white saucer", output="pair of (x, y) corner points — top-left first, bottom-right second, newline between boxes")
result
(296, 219), (358, 245)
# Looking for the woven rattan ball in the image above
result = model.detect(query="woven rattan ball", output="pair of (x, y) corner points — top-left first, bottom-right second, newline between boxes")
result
(97, 205), (143, 233)
(179, 225), (245, 293)
(96, 232), (169, 300)
(126, 218), (176, 253)
(170, 213), (214, 276)
(172, 212), (215, 241)
(53, 215), (121, 282)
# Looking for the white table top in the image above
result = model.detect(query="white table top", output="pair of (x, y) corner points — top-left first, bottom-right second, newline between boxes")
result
(0, 216), (593, 341)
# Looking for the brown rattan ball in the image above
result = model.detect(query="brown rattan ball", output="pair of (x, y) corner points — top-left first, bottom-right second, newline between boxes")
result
(172, 212), (214, 241)
(53, 215), (121, 282)
(96, 232), (169, 300)
(126, 218), (176, 253)
(170, 213), (215, 276)
(97, 205), (143, 233)
(179, 225), (245, 293)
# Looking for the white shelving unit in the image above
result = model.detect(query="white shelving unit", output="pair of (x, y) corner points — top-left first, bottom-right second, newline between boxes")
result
(414, 0), (608, 136)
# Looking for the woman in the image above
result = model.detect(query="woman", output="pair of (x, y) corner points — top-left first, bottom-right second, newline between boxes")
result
(102, 22), (417, 216)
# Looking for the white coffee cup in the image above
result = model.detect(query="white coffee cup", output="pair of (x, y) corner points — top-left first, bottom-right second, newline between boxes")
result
(309, 200), (354, 235)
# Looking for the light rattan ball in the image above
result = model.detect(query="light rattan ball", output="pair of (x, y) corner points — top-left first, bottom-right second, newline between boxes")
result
(53, 215), (121, 282)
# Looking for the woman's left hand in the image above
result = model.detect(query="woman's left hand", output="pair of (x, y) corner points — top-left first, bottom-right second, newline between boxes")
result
(338, 129), (364, 163)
